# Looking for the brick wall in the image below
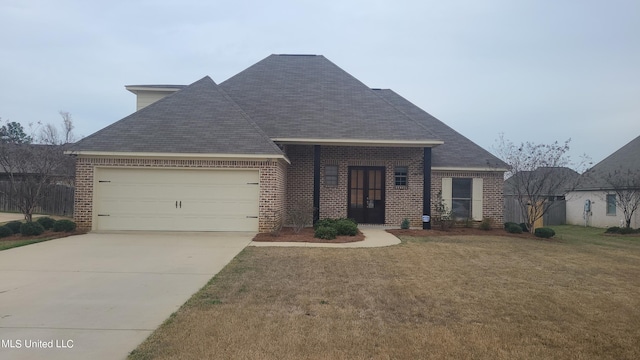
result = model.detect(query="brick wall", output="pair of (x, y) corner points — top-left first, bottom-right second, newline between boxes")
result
(73, 156), (287, 232)
(284, 145), (505, 228)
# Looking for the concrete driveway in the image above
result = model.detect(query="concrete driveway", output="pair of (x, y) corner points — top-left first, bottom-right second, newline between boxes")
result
(0, 232), (253, 360)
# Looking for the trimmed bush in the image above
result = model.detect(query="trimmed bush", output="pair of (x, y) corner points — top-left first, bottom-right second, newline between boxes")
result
(20, 222), (45, 236)
(0, 225), (13, 238)
(619, 227), (636, 235)
(314, 226), (337, 240)
(401, 218), (410, 229)
(334, 219), (358, 236)
(506, 223), (523, 234)
(36, 216), (56, 230)
(314, 218), (337, 230)
(6, 220), (23, 234)
(53, 220), (77, 232)
(519, 223), (529, 232)
(534, 227), (556, 239)
(504, 222), (518, 230)
(605, 226), (621, 234)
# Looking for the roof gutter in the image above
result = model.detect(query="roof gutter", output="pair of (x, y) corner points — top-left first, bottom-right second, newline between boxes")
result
(65, 150), (291, 164)
(432, 166), (509, 172)
(273, 138), (444, 147)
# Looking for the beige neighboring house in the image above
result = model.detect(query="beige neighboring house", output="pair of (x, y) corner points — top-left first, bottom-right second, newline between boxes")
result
(566, 135), (640, 228)
(69, 54), (507, 233)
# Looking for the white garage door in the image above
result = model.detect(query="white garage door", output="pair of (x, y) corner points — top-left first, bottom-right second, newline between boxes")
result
(94, 168), (259, 231)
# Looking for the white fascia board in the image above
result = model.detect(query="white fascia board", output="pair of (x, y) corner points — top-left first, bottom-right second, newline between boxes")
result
(124, 86), (183, 94)
(431, 166), (509, 172)
(66, 151), (291, 164)
(273, 138), (444, 147)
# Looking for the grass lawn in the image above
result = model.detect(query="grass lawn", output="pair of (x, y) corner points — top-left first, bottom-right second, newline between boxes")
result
(129, 225), (640, 359)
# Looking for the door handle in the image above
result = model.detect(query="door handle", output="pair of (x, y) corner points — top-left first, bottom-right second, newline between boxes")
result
(180, 201), (182, 208)
(175, 201), (178, 209)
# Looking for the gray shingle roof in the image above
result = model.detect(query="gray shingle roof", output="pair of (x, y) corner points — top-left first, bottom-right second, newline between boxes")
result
(576, 135), (640, 190)
(220, 55), (439, 141)
(373, 89), (507, 169)
(73, 76), (283, 156)
(504, 167), (580, 196)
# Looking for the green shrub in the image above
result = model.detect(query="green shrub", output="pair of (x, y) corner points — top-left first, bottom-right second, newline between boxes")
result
(334, 219), (358, 236)
(619, 227), (636, 235)
(53, 220), (77, 232)
(314, 226), (337, 240)
(506, 223), (523, 234)
(0, 226), (13, 238)
(36, 216), (56, 230)
(605, 226), (621, 234)
(6, 220), (23, 234)
(314, 218), (337, 229)
(479, 217), (493, 230)
(534, 227), (556, 238)
(20, 222), (45, 236)
(519, 223), (529, 232)
(401, 218), (410, 229)
(504, 222), (518, 230)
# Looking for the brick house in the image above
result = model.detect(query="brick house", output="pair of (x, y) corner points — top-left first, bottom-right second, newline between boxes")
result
(70, 54), (506, 232)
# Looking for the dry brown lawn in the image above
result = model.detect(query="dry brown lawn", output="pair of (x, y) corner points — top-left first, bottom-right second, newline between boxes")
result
(129, 226), (640, 360)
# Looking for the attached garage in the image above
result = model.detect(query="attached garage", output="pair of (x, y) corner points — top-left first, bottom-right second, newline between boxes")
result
(93, 167), (260, 232)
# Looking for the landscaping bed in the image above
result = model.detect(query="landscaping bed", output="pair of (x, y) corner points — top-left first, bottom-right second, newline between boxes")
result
(253, 227), (364, 243)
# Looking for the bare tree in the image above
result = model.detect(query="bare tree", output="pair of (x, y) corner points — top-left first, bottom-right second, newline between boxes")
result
(495, 134), (590, 232)
(604, 169), (640, 228)
(0, 115), (76, 221)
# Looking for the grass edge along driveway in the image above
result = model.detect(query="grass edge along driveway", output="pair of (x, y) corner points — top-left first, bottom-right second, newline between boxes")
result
(129, 226), (640, 360)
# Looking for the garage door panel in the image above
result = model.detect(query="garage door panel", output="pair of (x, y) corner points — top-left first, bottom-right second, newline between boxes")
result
(94, 168), (260, 232)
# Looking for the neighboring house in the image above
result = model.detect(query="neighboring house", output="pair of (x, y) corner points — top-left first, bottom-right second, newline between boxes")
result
(70, 54), (507, 232)
(566, 135), (640, 228)
(503, 167), (579, 227)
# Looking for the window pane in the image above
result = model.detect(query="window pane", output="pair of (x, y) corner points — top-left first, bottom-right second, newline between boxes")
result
(452, 178), (472, 198)
(325, 165), (338, 186)
(452, 199), (471, 219)
(606, 194), (616, 215)
(394, 166), (408, 186)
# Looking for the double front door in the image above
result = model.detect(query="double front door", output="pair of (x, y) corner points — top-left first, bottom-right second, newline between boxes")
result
(348, 166), (385, 224)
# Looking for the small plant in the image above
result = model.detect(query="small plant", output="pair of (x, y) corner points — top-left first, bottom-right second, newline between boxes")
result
(434, 191), (454, 231)
(534, 227), (556, 239)
(270, 216), (283, 237)
(504, 222), (518, 230)
(334, 218), (358, 236)
(506, 223), (523, 234)
(401, 218), (410, 229)
(479, 217), (493, 231)
(287, 200), (314, 233)
(619, 227), (636, 235)
(314, 226), (337, 240)
(0, 225), (13, 238)
(6, 220), (23, 234)
(20, 222), (45, 236)
(53, 220), (77, 232)
(36, 216), (56, 230)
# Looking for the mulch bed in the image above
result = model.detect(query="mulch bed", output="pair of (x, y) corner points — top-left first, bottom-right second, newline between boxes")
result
(0, 230), (84, 243)
(387, 227), (535, 238)
(252, 227), (365, 243)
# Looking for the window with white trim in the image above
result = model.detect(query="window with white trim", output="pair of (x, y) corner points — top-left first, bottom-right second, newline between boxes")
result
(606, 194), (616, 215)
(394, 166), (408, 186)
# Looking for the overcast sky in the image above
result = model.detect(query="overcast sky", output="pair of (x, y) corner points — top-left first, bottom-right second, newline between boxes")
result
(1, 0), (638, 167)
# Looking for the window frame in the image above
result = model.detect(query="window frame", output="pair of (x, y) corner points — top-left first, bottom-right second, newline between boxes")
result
(324, 164), (338, 187)
(606, 194), (616, 216)
(394, 166), (408, 187)
(451, 178), (473, 220)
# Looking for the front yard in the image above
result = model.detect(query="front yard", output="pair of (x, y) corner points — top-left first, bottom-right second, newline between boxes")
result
(129, 226), (640, 359)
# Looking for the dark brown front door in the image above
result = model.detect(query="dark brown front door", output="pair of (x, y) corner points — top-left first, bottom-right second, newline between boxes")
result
(348, 167), (385, 224)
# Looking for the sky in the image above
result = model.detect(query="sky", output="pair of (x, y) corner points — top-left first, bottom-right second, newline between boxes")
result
(1, 0), (638, 167)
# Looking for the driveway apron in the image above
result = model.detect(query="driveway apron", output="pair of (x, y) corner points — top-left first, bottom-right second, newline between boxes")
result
(0, 232), (253, 360)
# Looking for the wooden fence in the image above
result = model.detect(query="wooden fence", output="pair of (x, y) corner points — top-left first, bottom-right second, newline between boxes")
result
(504, 196), (566, 226)
(0, 181), (74, 217)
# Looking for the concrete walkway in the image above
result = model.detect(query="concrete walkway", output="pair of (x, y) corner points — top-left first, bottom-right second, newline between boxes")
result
(249, 227), (401, 248)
